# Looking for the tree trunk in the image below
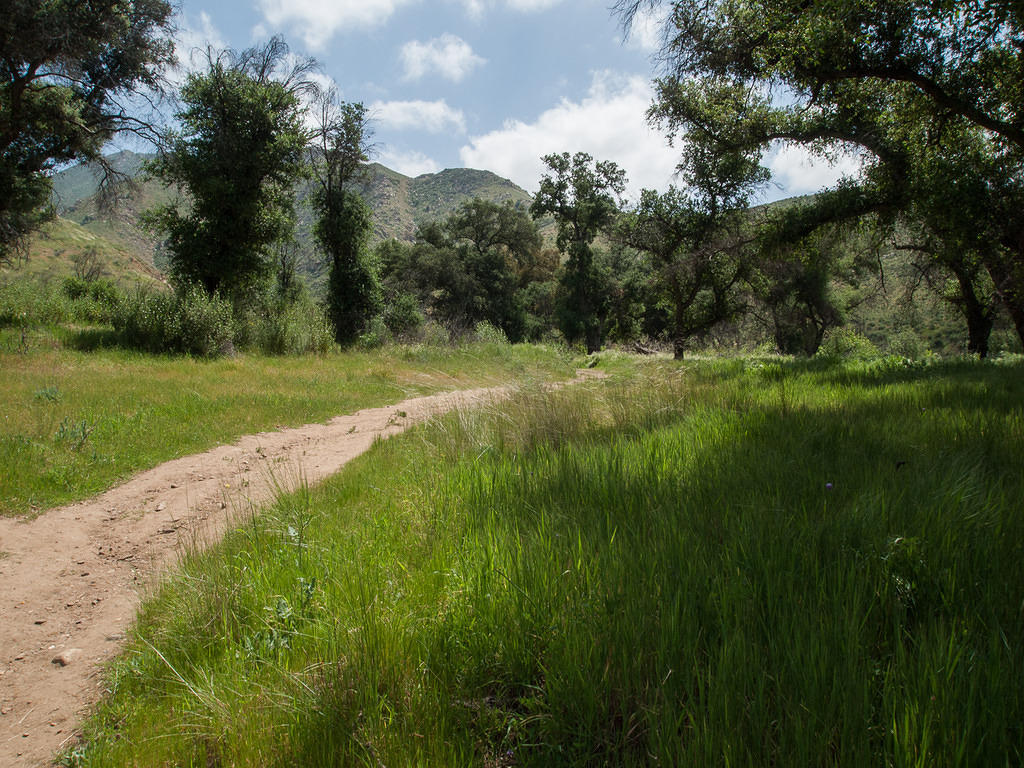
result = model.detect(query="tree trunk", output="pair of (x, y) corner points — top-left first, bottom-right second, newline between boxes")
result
(951, 261), (994, 358)
(985, 254), (1024, 351)
(585, 323), (602, 355)
(673, 335), (686, 359)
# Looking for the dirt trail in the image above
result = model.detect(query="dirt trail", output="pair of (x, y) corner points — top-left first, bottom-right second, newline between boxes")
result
(0, 376), (605, 767)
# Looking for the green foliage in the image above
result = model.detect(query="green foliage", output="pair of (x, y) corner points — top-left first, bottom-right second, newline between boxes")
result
(235, 296), (335, 356)
(112, 286), (234, 357)
(381, 200), (542, 341)
(753, 221), (883, 356)
(61, 276), (120, 323)
(317, 192), (381, 345)
(620, 181), (758, 357)
(0, 171), (53, 266)
(381, 291), (425, 338)
(627, 0), (1024, 351)
(473, 320), (509, 345)
(356, 315), (390, 349)
(310, 96), (382, 345)
(531, 152), (627, 353)
(69, 359), (1024, 765)
(146, 38), (313, 302)
(594, 245), (653, 343)
(0, 278), (71, 327)
(113, 284), (335, 357)
(0, 274), (125, 328)
(815, 328), (882, 362)
(0, 0), (175, 263)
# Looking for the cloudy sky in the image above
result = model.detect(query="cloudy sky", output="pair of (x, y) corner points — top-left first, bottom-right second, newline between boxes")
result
(161, 0), (857, 202)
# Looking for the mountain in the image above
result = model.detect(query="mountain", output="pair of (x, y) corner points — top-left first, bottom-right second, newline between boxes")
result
(50, 151), (535, 271)
(51, 150), (151, 214)
(353, 162), (534, 242)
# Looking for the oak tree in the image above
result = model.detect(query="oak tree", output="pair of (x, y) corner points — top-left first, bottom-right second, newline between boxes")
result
(147, 38), (314, 304)
(618, 0), (1024, 352)
(1, 0), (175, 264)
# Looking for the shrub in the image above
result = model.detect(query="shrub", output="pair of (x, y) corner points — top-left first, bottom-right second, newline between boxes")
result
(474, 320), (510, 345)
(62, 276), (120, 323)
(248, 298), (335, 355)
(381, 292), (424, 338)
(420, 320), (451, 347)
(815, 327), (881, 362)
(0, 278), (72, 326)
(113, 285), (234, 357)
(357, 316), (390, 349)
(885, 328), (927, 360)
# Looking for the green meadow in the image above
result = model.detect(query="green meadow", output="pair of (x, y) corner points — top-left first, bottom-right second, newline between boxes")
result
(0, 331), (573, 516)
(59, 354), (1024, 766)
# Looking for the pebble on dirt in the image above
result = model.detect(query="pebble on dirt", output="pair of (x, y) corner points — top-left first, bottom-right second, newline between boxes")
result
(52, 649), (83, 667)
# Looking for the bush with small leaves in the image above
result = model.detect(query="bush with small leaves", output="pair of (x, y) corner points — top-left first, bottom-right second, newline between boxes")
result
(815, 328), (881, 362)
(113, 286), (234, 357)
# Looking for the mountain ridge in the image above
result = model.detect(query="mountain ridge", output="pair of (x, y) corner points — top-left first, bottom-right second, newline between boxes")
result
(53, 150), (533, 243)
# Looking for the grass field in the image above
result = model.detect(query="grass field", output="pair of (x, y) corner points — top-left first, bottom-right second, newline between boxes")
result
(0, 333), (574, 516)
(63, 355), (1024, 766)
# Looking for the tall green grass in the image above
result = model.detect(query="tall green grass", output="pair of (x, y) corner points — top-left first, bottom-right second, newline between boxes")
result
(68, 357), (1024, 766)
(0, 338), (574, 516)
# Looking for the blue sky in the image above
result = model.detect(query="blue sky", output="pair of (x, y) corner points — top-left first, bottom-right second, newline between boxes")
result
(156, 0), (857, 201)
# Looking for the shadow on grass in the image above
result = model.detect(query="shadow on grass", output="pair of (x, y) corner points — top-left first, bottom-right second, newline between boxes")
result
(449, 362), (1024, 765)
(62, 327), (121, 351)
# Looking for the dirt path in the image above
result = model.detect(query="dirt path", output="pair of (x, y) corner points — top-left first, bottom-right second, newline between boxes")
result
(0, 376), (604, 767)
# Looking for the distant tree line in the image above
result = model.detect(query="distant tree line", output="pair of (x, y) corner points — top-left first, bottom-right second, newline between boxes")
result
(3, 0), (1021, 358)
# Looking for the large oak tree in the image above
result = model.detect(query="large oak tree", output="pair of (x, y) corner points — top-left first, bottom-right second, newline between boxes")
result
(0, 0), (175, 264)
(618, 0), (1024, 353)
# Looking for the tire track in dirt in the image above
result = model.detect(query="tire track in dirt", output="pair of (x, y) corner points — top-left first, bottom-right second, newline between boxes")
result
(0, 375), (611, 767)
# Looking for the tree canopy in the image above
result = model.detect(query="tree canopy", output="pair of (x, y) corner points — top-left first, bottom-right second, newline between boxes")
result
(617, 0), (1024, 353)
(0, 0), (175, 264)
(147, 38), (315, 303)
(381, 199), (541, 341)
(531, 152), (626, 353)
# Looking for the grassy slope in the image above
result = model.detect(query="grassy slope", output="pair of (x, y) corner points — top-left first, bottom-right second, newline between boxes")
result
(0, 336), (574, 516)
(68, 355), (1024, 766)
(21, 217), (165, 288)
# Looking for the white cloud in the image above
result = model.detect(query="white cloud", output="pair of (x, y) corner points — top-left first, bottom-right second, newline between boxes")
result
(459, 71), (679, 197)
(400, 34), (486, 82)
(171, 12), (227, 81)
(449, 0), (563, 13)
(763, 142), (863, 199)
(506, 0), (563, 10)
(377, 148), (442, 177)
(450, 0), (486, 18)
(624, 5), (666, 52)
(256, 0), (415, 50)
(371, 99), (467, 133)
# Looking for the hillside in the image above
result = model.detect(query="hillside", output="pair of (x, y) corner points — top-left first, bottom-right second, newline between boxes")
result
(47, 151), (534, 281)
(22, 216), (166, 288)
